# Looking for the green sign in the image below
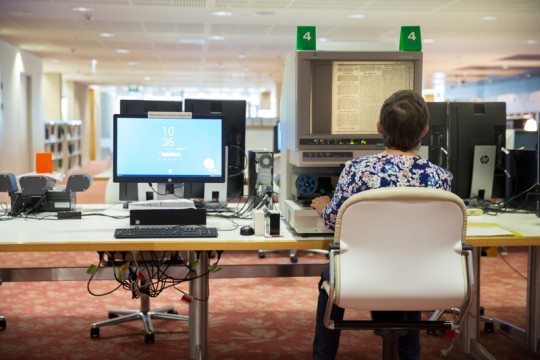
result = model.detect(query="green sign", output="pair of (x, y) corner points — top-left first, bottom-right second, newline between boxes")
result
(297, 26), (316, 50)
(399, 26), (422, 51)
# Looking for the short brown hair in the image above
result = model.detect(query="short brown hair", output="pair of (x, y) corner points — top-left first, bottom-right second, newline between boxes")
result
(378, 90), (429, 152)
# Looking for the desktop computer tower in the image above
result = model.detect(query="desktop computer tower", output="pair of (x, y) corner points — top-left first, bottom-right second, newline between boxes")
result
(248, 151), (274, 204)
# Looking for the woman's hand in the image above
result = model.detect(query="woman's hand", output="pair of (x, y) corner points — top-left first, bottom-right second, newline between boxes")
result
(311, 195), (331, 215)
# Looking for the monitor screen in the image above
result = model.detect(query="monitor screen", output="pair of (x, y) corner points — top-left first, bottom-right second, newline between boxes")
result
(287, 51), (423, 152)
(447, 102), (507, 200)
(113, 114), (225, 184)
(183, 99), (247, 199)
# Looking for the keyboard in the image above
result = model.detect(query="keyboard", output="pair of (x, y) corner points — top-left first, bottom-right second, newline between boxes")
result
(114, 226), (218, 239)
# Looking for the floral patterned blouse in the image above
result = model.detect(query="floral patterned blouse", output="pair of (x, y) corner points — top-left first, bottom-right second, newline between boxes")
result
(321, 153), (453, 230)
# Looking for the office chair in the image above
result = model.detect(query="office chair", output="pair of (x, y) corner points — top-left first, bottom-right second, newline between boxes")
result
(0, 279), (5, 330)
(322, 187), (474, 360)
(90, 251), (188, 343)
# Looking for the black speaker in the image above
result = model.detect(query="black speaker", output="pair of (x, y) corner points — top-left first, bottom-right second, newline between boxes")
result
(248, 151), (274, 198)
(66, 174), (92, 192)
(0, 173), (18, 193)
(19, 175), (56, 195)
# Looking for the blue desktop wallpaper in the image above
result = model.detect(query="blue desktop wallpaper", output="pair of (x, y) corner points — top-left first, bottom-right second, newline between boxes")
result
(116, 117), (223, 178)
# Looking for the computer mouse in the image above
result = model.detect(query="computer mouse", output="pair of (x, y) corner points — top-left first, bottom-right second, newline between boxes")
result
(240, 225), (255, 236)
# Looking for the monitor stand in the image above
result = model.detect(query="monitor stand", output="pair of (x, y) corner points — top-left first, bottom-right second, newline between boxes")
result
(156, 183), (185, 200)
(470, 145), (496, 202)
(119, 183), (139, 202)
(204, 146), (229, 207)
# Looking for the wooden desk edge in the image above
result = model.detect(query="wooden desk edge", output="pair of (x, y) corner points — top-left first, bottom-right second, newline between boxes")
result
(0, 239), (332, 252)
(466, 235), (540, 247)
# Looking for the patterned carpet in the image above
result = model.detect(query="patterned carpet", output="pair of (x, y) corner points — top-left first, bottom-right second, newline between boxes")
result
(0, 161), (537, 359)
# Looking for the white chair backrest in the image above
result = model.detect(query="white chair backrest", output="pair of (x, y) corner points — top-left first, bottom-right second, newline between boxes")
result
(333, 187), (467, 311)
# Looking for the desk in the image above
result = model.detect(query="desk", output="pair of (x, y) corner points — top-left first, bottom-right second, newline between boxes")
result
(0, 204), (329, 360)
(1, 206), (539, 359)
(464, 213), (540, 359)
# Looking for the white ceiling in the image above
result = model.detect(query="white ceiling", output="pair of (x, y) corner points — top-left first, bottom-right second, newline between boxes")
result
(0, 0), (539, 95)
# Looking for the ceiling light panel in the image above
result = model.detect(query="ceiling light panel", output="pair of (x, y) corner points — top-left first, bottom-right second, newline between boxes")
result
(78, 21), (144, 32)
(215, 0), (290, 9)
(289, 0), (368, 10)
(130, 0), (206, 7)
(362, 1), (441, 11)
(143, 22), (205, 33)
(442, 0), (540, 12)
(211, 23), (271, 35)
(178, 43), (206, 50)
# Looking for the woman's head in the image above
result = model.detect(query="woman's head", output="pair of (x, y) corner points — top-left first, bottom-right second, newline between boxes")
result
(378, 90), (429, 152)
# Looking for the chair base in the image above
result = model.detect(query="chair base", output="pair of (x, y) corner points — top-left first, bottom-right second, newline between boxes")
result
(429, 307), (494, 333)
(333, 320), (452, 360)
(258, 249), (328, 263)
(90, 295), (188, 344)
(375, 329), (408, 360)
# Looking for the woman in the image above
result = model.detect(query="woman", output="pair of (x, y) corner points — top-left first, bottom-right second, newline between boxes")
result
(312, 89), (453, 360)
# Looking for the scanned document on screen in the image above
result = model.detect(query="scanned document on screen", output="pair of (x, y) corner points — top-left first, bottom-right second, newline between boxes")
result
(331, 62), (415, 134)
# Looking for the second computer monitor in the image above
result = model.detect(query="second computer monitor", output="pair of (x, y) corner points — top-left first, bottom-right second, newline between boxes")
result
(183, 99), (247, 200)
(120, 99), (183, 114)
(447, 102), (507, 200)
(422, 102), (449, 168)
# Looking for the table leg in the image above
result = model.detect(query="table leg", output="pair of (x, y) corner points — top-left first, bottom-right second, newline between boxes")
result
(458, 247), (499, 359)
(189, 251), (209, 360)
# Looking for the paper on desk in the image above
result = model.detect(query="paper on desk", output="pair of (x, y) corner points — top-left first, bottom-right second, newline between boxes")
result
(466, 226), (515, 237)
(128, 199), (196, 209)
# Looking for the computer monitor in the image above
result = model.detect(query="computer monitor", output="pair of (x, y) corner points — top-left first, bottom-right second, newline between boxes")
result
(183, 99), (247, 200)
(120, 99), (183, 114)
(274, 120), (281, 153)
(113, 114), (225, 199)
(447, 102), (507, 200)
(284, 51), (423, 160)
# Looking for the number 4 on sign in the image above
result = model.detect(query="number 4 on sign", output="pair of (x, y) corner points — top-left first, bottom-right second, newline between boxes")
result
(296, 26), (316, 50)
(399, 26), (422, 51)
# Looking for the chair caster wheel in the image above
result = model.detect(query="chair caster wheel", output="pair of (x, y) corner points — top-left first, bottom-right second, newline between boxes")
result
(90, 327), (100, 338)
(258, 251), (266, 259)
(167, 309), (178, 315)
(290, 256), (298, 263)
(0, 318), (6, 330)
(108, 313), (119, 319)
(145, 332), (155, 344)
(484, 321), (494, 333)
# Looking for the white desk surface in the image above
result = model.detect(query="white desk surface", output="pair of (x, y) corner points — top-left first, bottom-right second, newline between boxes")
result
(0, 204), (331, 252)
(466, 212), (540, 246)
(1, 205), (539, 251)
